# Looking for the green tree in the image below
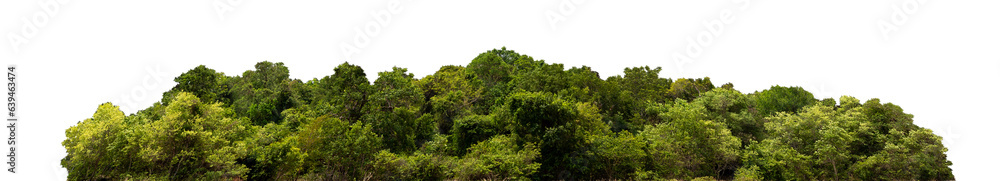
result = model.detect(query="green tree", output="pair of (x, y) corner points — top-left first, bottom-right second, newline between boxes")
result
(693, 88), (762, 143)
(140, 92), (253, 180)
(62, 103), (138, 180)
(455, 135), (541, 181)
(363, 67), (435, 153)
(163, 65), (228, 104)
(588, 131), (647, 179)
(849, 128), (954, 180)
(639, 99), (741, 179)
(609, 66), (672, 104)
(450, 115), (502, 155)
(296, 115), (383, 179)
(503, 91), (607, 180)
(314, 62), (372, 122)
(753, 85), (817, 116)
(741, 139), (814, 180)
(61, 48), (956, 180)
(420, 65), (482, 134)
(229, 61), (295, 125)
(667, 77), (714, 101)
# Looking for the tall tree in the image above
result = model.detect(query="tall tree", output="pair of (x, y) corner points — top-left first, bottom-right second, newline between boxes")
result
(141, 92), (253, 180)
(315, 62), (372, 122)
(229, 61), (294, 125)
(62, 103), (137, 180)
(363, 67), (435, 153)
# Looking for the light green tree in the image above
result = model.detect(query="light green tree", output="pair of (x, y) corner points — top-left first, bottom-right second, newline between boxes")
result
(639, 99), (740, 179)
(140, 92), (253, 180)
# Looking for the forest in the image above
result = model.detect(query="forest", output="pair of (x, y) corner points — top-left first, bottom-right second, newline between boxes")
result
(62, 48), (953, 180)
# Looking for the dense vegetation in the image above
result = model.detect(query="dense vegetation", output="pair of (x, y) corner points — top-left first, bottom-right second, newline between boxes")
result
(62, 48), (953, 180)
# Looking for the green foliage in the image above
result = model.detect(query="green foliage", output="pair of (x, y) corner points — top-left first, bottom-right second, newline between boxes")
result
(611, 66), (672, 104)
(143, 92), (253, 180)
(753, 85), (817, 116)
(506, 92), (578, 144)
(733, 165), (763, 181)
(63, 48), (953, 180)
(850, 128), (954, 180)
(363, 67), (435, 153)
(164, 65), (228, 104)
(450, 115), (501, 155)
(456, 135), (541, 181)
(668, 77), (715, 101)
(229, 61), (295, 125)
(64, 93), (255, 180)
(639, 100), (741, 179)
(420, 65), (482, 133)
(251, 134), (305, 180)
(296, 115), (382, 179)
(588, 131), (647, 179)
(694, 88), (763, 143)
(742, 139), (814, 180)
(467, 47), (529, 113)
(62, 103), (136, 180)
(315, 62), (372, 122)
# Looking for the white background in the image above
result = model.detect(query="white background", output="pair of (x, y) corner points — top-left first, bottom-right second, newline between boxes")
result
(2, 0), (998, 180)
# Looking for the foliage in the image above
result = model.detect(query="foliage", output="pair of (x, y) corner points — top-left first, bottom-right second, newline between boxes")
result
(63, 48), (953, 180)
(62, 103), (135, 180)
(455, 135), (541, 181)
(450, 115), (501, 155)
(753, 85), (817, 116)
(295, 115), (383, 180)
(639, 100), (741, 179)
(363, 67), (434, 153)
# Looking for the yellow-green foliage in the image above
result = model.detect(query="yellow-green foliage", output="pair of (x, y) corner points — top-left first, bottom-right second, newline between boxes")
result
(62, 48), (953, 180)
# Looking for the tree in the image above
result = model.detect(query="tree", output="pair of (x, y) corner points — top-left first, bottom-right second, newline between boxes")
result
(741, 139), (814, 180)
(466, 48), (517, 112)
(849, 128), (953, 180)
(502, 91), (608, 180)
(163, 65), (228, 104)
(141, 92), (253, 180)
(513, 61), (569, 94)
(667, 77), (714, 101)
(588, 131), (647, 179)
(62, 103), (137, 180)
(61, 48), (955, 180)
(296, 115), (383, 180)
(506, 92), (578, 144)
(693, 88), (762, 143)
(420, 65), (482, 133)
(610, 66), (672, 104)
(455, 135), (541, 181)
(363, 67), (435, 153)
(639, 99), (741, 179)
(450, 115), (501, 155)
(758, 104), (855, 180)
(315, 62), (372, 122)
(753, 85), (817, 116)
(229, 61), (295, 125)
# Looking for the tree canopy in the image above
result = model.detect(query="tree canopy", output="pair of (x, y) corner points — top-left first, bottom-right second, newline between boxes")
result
(63, 48), (953, 180)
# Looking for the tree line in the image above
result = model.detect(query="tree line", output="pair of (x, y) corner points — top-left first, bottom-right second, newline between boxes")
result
(62, 47), (953, 180)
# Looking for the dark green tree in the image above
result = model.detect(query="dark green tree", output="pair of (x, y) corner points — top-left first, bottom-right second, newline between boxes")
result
(363, 67), (435, 153)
